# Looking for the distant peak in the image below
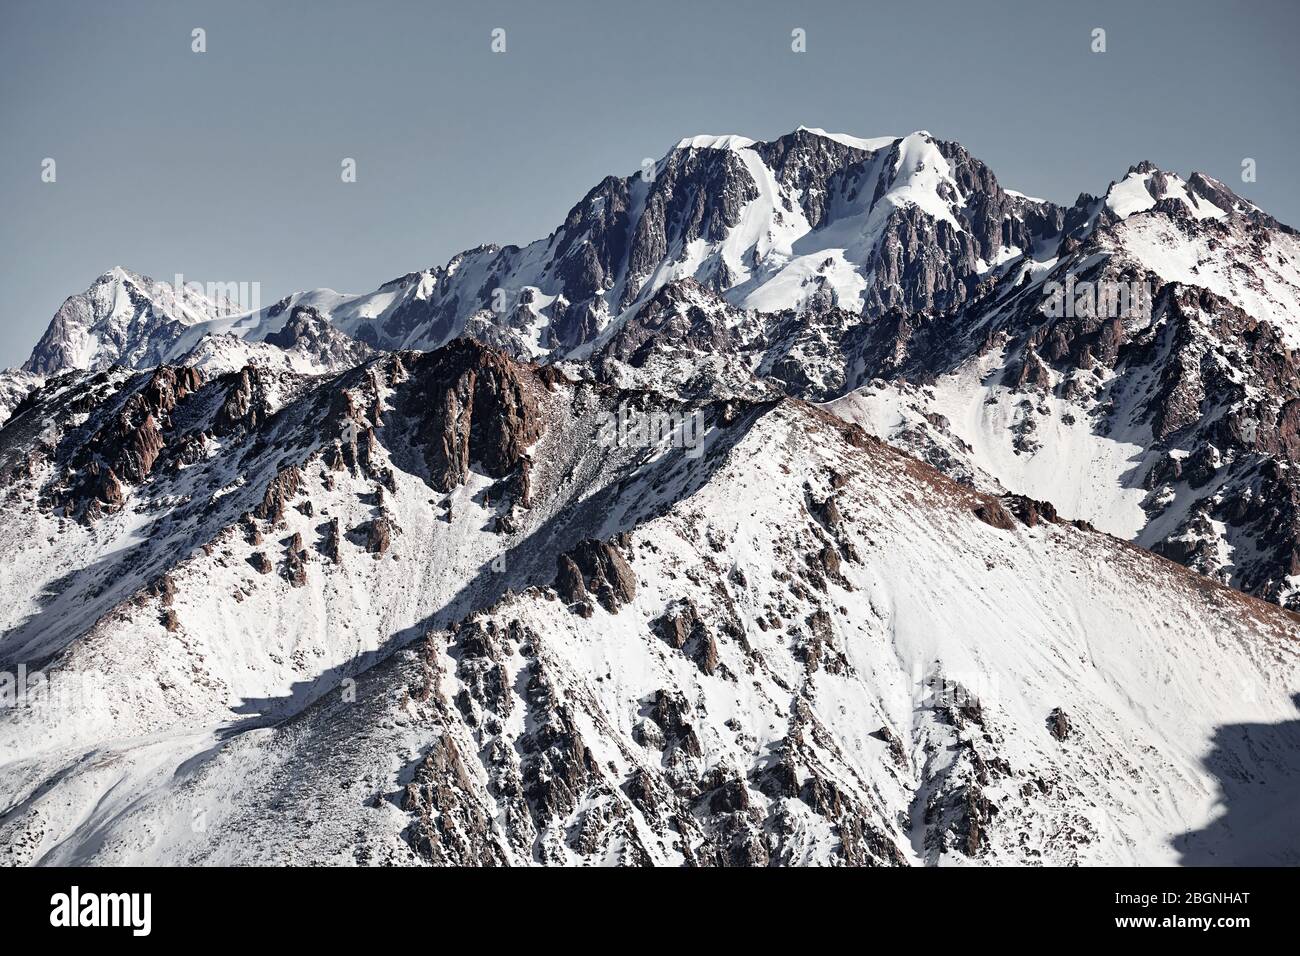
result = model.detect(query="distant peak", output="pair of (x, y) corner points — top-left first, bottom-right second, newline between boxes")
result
(675, 128), (912, 157)
(1102, 163), (1240, 222)
(96, 266), (143, 285)
(674, 134), (756, 151)
(795, 127), (900, 152)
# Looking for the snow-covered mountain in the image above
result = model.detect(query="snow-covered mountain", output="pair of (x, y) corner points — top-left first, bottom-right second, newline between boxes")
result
(828, 163), (1300, 609)
(19, 129), (1057, 377)
(22, 267), (236, 375)
(1, 342), (1296, 865)
(3, 126), (1300, 867)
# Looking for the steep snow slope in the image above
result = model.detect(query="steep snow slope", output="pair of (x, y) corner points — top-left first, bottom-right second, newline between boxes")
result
(829, 357), (1155, 538)
(0, 346), (1296, 866)
(817, 159), (1300, 609)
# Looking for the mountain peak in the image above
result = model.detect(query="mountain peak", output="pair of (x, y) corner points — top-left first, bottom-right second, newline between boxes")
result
(94, 265), (148, 289)
(794, 126), (900, 152)
(1103, 164), (1233, 221)
(22, 267), (225, 375)
(675, 127), (907, 156)
(673, 133), (756, 151)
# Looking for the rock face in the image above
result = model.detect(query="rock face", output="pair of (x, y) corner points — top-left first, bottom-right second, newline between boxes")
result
(654, 600), (719, 674)
(973, 500), (1016, 531)
(323, 517), (343, 564)
(402, 734), (505, 866)
(283, 533), (307, 587)
(553, 539), (637, 613)
(215, 365), (271, 435)
(254, 466), (303, 525)
(262, 305), (373, 369)
(366, 515), (392, 555)
(554, 555), (586, 604)
(38, 363), (205, 520)
(17, 128), (1300, 610)
(401, 341), (543, 495)
(2, 332), (1300, 870)
(139, 128), (1056, 375)
(823, 165), (1300, 610)
(1047, 708), (1072, 741)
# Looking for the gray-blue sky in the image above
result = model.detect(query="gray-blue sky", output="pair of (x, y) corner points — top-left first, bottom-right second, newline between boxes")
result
(2, 0), (1297, 367)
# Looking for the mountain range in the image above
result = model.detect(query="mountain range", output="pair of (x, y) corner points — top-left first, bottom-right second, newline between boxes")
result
(2, 127), (1298, 866)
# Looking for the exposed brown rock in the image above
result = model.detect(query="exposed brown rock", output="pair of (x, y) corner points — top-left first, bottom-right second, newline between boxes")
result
(91, 463), (124, 508)
(973, 498), (1016, 530)
(150, 573), (176, 607)
(1005, 494), (1059, 527)
(215, 365), (265, 435)
(113, 412), (165, 483)
(872, 724), (909, 769)
(366, 515), (392, 554)
(254, 465), (303, 524)
(402, 734), (506, 866)
(812, 496), (842, 529)
(654, 599), (720, 675)
(651, 689), (702, 758)
(554, 538), (637, 613)
(323, 517), (343, 564)
(403, 341), (544, 494)
(283, 550), (307, 586)
(325, 442), (347, 472)
(554, 555), (587, 603)
(1047, 707), (1072, 741)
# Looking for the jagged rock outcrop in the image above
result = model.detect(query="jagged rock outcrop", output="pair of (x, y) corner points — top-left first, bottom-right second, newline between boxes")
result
(283, 531), (307, 587)
(215, 365), (269, 435)
(262, 305), (373, 369)
(254, 466), (303, 525)
(323, 517), (343, 564)
(7, 132), (1300, 873)
(402, 734), (505, 866)
(654, 600), (718, 674)
(1047, 708), (1073, 741)
(366, 515), (393, 555)
(553, 538), (637, 613)
(402, 342), (544, 495)
(973, 499), (1016, 530)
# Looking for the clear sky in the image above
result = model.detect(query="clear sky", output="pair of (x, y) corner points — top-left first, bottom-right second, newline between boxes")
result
(2, 0), (1297, 367)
